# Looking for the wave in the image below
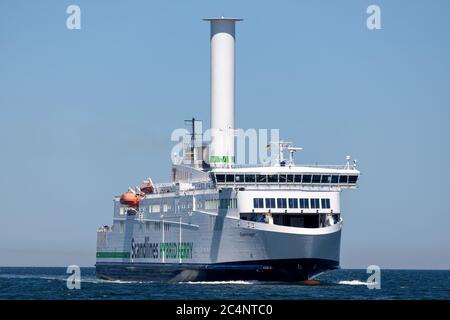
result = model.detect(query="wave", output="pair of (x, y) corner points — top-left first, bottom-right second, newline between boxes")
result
(0, 274), (148, 284)
(338, 280), (373, 286)
(181, 280), (254, 285)
(96, 279), (153, 284)
(0, 274), (66, 281)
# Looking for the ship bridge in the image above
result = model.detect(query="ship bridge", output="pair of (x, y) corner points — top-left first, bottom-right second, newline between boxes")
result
(211, 165), (360, 190)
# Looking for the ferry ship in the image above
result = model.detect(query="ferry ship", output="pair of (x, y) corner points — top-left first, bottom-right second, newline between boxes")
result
(95, 17), (360, 282)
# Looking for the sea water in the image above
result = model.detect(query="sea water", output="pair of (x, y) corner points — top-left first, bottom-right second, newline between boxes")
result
(0, 267), (448, 300)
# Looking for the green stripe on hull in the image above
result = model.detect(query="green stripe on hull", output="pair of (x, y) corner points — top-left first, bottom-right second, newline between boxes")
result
(96, 252), (130, 259)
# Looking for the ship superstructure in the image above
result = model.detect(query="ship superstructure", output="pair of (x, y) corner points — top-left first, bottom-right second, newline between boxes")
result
(95, 17), (360, 282)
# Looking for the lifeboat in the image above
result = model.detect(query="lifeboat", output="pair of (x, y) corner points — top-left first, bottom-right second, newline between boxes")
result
(140, 178), (154, 194)
(119, 191), (140, 208)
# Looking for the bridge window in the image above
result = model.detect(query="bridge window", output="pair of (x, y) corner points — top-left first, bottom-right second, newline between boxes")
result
(216, 172), (355, 185)
(265, 198), (276, 208)
(226, 174), (234, 182)
(302, 175), (312, 183)
(253, 198), (264, 208)
(321, 198), (331, 209)
(288, 198), (298, 208)
(299, 198), (309, 209)
(257, 174), (267, 183)
(311, 198), (320, 209)
(277, 198), (287, 208)
(245, 174), (256, 183)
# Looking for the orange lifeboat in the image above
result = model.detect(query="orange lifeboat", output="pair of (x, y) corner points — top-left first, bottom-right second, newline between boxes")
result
(119, 191), (140, 208)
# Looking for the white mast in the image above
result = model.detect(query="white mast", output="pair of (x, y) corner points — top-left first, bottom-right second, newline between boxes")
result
(204, 17), (242, 167)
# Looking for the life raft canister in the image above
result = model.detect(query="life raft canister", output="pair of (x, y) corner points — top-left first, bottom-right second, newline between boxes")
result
(140, 178), (154, 194)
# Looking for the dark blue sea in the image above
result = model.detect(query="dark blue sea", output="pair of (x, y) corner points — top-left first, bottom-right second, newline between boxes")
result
(0, 267), (448, 300)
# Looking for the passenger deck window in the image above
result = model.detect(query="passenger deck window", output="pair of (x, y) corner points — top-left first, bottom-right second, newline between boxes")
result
(235, 174), (244, 183)
(311, 198), (320, 209)
(312, 175), (321, 183)
(277, 198), (287, 208)
(300, 198), (309, 209)
(286, 175), (294, 183)
(216, 174), (225, 183)
(331, 175), (339, 183)
(279, 175), (287, 183)
(349, 175), (358, 183)
(294, 175), (302, 183)
(265, 198), (276, 208)
(268, 175), (278, 183)
(321, 198), (331, 209)
(288, 198), (298, 208)
(226, 174), (234, 182)
(253, 198), (264, 208)
(219, 199), (234, 209)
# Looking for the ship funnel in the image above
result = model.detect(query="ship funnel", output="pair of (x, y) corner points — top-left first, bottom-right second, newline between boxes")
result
(204, 17), (242, 167)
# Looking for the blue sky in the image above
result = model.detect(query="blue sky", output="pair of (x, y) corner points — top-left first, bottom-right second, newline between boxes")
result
(0, 0), (449, 269)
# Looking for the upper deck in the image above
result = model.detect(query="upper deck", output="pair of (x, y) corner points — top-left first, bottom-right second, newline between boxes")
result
(211, 164), (360, 189)
(111, 161), (361, 204)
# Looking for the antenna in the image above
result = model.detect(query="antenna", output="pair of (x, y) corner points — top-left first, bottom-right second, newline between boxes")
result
(287, 147), (303, 165)
(346, 155), (351, 169)
(183, 117), (196, 162)
(268, 140), (303, 166)
(184, 118), (203, 167)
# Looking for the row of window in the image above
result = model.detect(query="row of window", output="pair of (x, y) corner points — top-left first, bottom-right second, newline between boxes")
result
(253, 198), (331, 209)
(119, 197), (238, 215)
(120, 203), (174, 215)
(215, 174), (358, 184)
(135, 221), (170, 233)
(205, 198), (238, 210)
(119, 220), (164, 234)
